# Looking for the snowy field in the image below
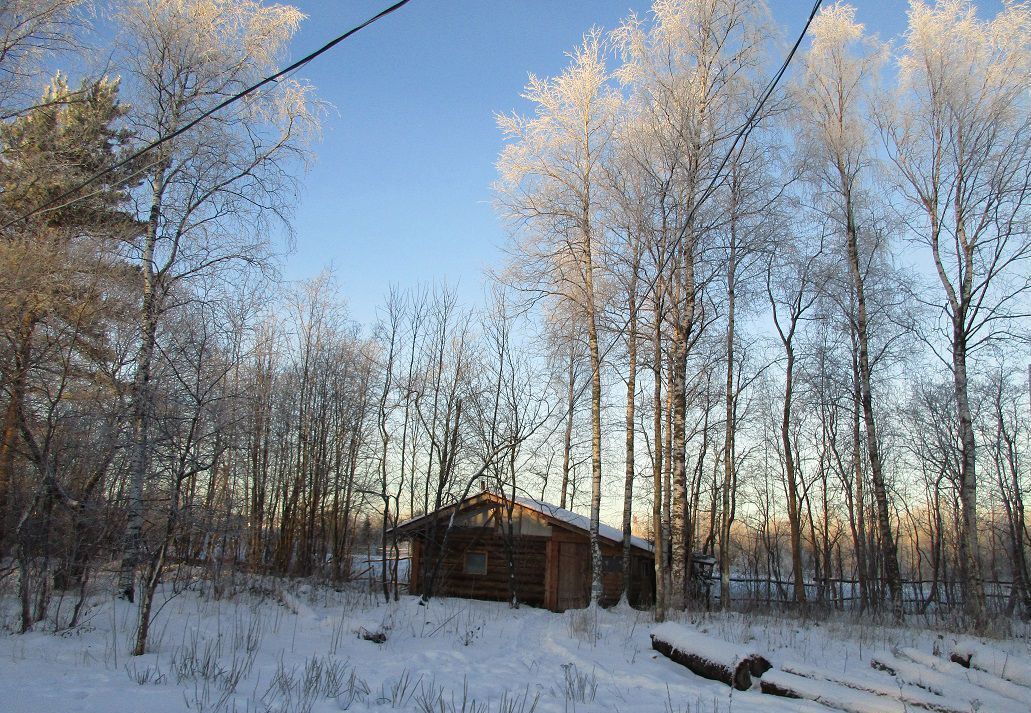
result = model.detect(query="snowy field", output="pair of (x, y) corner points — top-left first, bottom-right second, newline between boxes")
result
(2, 576), (1030, 713)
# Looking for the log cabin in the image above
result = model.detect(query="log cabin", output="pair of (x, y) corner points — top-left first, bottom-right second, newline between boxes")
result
(389, 490), (655, 611)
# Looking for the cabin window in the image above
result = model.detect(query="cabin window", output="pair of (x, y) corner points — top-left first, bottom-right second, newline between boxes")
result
(464, 551), (487, 575)
(602, 555), (622, 574)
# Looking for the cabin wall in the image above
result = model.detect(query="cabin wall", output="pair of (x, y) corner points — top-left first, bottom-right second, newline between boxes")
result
(398, 496), (655, 612)
(550, 530), (654, 610)
(414, 530), (548, 607)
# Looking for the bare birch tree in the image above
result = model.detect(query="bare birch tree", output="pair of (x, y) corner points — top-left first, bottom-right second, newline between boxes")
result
(795, 2), (904, 621)
(112, 0), (318, 628)
(613, 0), (770, 610)
(496, 30), (619, 606)
(881, 0), (1031, 623)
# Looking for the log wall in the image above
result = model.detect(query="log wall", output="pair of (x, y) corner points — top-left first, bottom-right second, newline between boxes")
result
(416, 529), (549, 607)
(404, 510), (655, 611)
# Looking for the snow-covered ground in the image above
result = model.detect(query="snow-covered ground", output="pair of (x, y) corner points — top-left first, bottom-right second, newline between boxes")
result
(2, 576), (1030, 713)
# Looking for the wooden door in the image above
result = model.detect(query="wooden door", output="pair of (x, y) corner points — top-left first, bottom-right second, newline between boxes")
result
(556, 542), (589, 611)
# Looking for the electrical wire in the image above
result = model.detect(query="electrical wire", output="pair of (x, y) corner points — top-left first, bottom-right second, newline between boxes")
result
(551, 0), (824, 453)
(680, 0), (822, 233)
(5, 0), (822, 491)
(1, 0), (414, 231)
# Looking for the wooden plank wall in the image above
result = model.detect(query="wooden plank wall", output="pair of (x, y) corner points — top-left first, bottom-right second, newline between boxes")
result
(597, 543), (654, 607)
(550, 528), (655, 609)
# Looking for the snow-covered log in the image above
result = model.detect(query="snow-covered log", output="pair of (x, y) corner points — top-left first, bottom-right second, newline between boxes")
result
(780, 661), (965, 713)
(870, 651), (1024, 713)
(898, 647), (1028, 702)
(650, 623), (771, 690)
(950, 639), (1031, 688)
(760, 669), (908, 713)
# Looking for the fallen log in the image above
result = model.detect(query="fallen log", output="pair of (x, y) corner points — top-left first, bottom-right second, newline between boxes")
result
(780, 661), (966, 713)
(898, 647), (1028, 702)
(760, 669), (907, 713)
(950, 639), (1031, 688)
(650, 623), (771, 690)
(870, 651), (1023, 713)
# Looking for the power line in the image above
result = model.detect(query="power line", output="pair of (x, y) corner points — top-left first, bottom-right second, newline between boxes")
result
(2, 0), (414, 231)
(502, 0), (823, 546)
(556, 0), (824, 442)
(679, 0), (822, 244)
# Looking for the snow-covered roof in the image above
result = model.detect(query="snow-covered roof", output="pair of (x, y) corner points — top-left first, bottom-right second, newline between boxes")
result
(511, 495), (654, 553)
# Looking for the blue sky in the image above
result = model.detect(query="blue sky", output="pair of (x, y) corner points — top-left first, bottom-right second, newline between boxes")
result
(279, 1), (996, 323)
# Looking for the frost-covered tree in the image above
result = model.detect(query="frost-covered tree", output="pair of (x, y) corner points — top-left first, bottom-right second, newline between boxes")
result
(0, 74), (134, 632)
(112, 0), (319, 654)
(496, 29), (619, 607)
(881, 0), (1031, 623)
(612, 0), (771, 611)
(795, 2), (904, 622)
(0, 1), (85, 118)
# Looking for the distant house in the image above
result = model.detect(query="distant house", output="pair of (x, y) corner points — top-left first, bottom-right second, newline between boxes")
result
(389, 490), (655, 611)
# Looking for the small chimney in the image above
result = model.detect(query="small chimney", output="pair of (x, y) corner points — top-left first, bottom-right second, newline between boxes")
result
(480, 479), (487, 493)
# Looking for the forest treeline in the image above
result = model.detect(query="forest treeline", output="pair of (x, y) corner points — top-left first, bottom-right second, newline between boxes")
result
(0, 0), (1029, 655)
